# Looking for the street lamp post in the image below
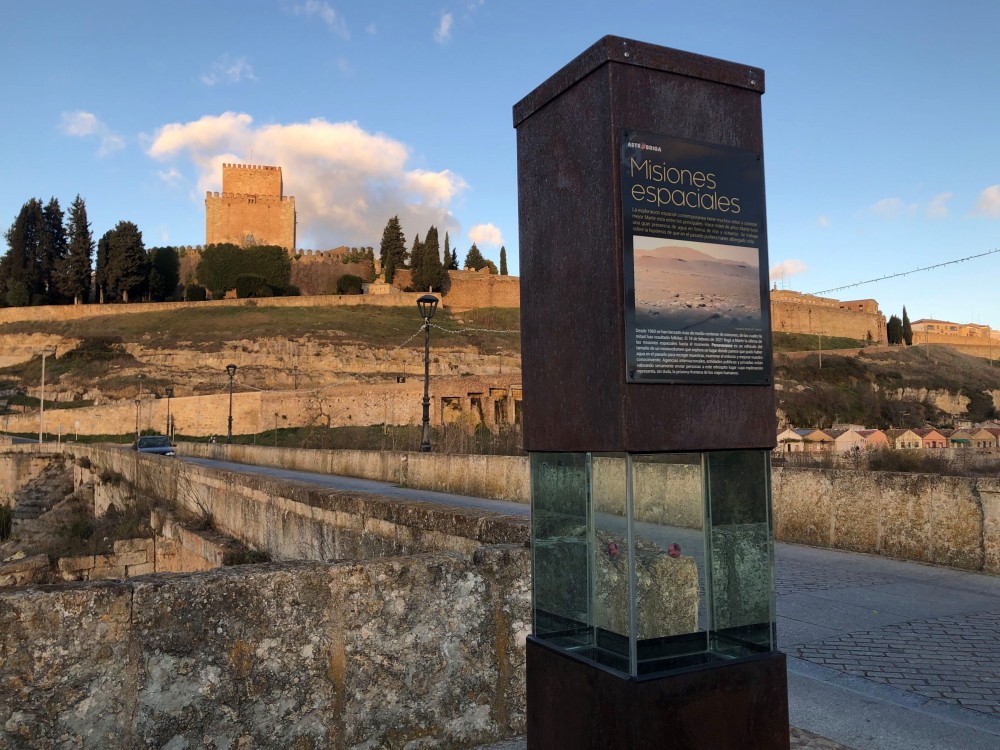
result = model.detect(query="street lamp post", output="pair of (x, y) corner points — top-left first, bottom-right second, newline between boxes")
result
(165, 387), (174, 438)
(134, 399), (141, 439)
(417, 294), (439, 452)
(226, 364), (237, 443)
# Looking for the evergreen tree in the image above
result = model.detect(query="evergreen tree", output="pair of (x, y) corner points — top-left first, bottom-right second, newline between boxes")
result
(2, 199), (45, 306)
(408, 233), (423, 282)
(148, 247), (180, 301)
(57, 195), (93, 304)
(378, 216), (406, 284)
(95, 233), (109, 303)
(411, 225), (445, 291)
(40, 198), (67, 302)
(443, 232), (450, 268)
(99, 221), (148, 302)
(887, 314), (903, 345)
(499, 245), (508, 275)
(463, 243), (487, 271)
(450, 248), (459, 270)
(902, 306), (913, 346)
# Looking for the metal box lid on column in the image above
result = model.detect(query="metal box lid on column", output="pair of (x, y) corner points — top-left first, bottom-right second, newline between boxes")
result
(514, 36), (776, 454)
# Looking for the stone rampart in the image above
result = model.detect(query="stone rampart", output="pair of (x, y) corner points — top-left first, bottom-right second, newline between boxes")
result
(771, 290), (886, 343)
(444, 269), (520, 311)
(0, 292), (428, 326)
(0, 552), (530, 749)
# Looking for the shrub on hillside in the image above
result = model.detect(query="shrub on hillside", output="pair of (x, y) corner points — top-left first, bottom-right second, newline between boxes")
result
(235, 274), (274, 299)
(185, 283), (207, 301)
(336, 274), (364, 295)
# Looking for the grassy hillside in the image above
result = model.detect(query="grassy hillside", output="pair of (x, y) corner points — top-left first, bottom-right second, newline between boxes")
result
(775, 344), (1000, 429)
(0, 305), (521, 353)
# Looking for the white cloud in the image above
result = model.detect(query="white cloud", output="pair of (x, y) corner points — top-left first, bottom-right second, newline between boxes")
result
(147, 112), (467, 248)
(973, 185), (1000, 218)
(290, 1), (349, 38)
(469, 223), (502, 247)
(157, 167), (183, 187)
(769, 259), (807, 281)
(366, 22), (377, 34)
(59, 111), (125, 156)
(434, 12), (453, 43)
(200, 54), (256, 86)
(869, 197), (914, 220)
(926, 192), (952, 219)
(817, 215), (830, 228)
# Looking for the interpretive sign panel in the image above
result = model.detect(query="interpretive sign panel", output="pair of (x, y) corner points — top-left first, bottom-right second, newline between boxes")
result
(622, 131), (771, 384)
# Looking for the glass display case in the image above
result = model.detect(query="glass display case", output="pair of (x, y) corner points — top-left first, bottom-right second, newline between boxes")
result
(531, 450), (775, 677)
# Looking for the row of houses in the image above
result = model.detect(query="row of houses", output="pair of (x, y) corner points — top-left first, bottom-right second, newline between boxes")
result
(776, 425), (1000, 452)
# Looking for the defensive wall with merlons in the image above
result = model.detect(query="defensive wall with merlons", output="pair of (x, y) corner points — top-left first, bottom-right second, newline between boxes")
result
(770, 289), (887, 343)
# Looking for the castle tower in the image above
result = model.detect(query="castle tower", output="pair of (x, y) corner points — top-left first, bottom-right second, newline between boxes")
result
(205, 163), (296, 250)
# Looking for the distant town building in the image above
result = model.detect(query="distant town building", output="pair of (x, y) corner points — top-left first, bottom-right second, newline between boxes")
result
(770, 288), (887, 344)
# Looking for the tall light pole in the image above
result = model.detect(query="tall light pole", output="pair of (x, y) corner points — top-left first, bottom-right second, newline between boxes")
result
(417, 294), (439, 452)
(226, 364), (237, 444)
(165, 387), (174, 438)
(274, 411), (279, 448)
(134, 399), (141, 439)
(38, 346), (55, 443)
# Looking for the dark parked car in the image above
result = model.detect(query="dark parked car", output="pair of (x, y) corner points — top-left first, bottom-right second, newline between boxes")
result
(131, 435), (176, 456)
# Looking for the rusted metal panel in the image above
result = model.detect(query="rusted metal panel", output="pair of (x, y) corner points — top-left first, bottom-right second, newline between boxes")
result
(516, 36), (775, 453)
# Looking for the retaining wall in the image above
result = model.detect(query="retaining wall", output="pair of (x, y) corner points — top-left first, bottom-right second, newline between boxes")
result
(0, 552), (530, 749)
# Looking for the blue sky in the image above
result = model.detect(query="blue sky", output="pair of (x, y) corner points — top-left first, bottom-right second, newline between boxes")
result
(2, 1), (999, 326)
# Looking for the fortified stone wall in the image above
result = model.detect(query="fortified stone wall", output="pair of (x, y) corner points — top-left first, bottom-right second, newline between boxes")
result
(221, 163), (283, 196)
(390, 268), (520, 310)
(771, 290), (887, 343)
(0, 292), (428, 326)
(205, 163), (295, 249)
(912, 332), (1000, 360)
(205, 192), (296, 249)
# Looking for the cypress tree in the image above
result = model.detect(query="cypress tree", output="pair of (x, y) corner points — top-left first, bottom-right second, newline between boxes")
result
(412, 225), (445, 291)
(902, 307), (913, 346)
(378, 216), (406, 284)
(148, 246), (180, 301)
(450, 249), (458, 270)
(40, 198), (67, 302)
(499, 245), (508, 275)
(57, 195), (94, 304)
(887, 314), (903, 345)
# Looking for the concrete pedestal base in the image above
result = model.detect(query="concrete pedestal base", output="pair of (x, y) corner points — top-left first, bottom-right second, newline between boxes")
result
(526, 636), (790, 749)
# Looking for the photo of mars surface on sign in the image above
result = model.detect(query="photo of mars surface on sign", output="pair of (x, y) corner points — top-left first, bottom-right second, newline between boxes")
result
(632, 236), (762, 333)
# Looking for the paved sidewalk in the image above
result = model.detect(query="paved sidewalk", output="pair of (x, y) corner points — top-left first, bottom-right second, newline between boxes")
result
(475, 727), (851, 749)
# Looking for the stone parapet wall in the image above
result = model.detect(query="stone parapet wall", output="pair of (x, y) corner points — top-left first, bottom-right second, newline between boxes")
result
(0, 292), (427, 326)
(444, 270), (520, 311)
(0, 552), (530, 749)
(771, 292), (887, 343)
(168, 446), (1000, 575)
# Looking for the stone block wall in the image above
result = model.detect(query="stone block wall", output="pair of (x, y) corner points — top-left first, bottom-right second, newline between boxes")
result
(0, 552), (531, 749)
(771, 290), (886, 343)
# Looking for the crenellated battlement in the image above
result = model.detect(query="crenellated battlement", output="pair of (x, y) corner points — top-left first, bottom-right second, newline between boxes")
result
(221, 163), (281, 172)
